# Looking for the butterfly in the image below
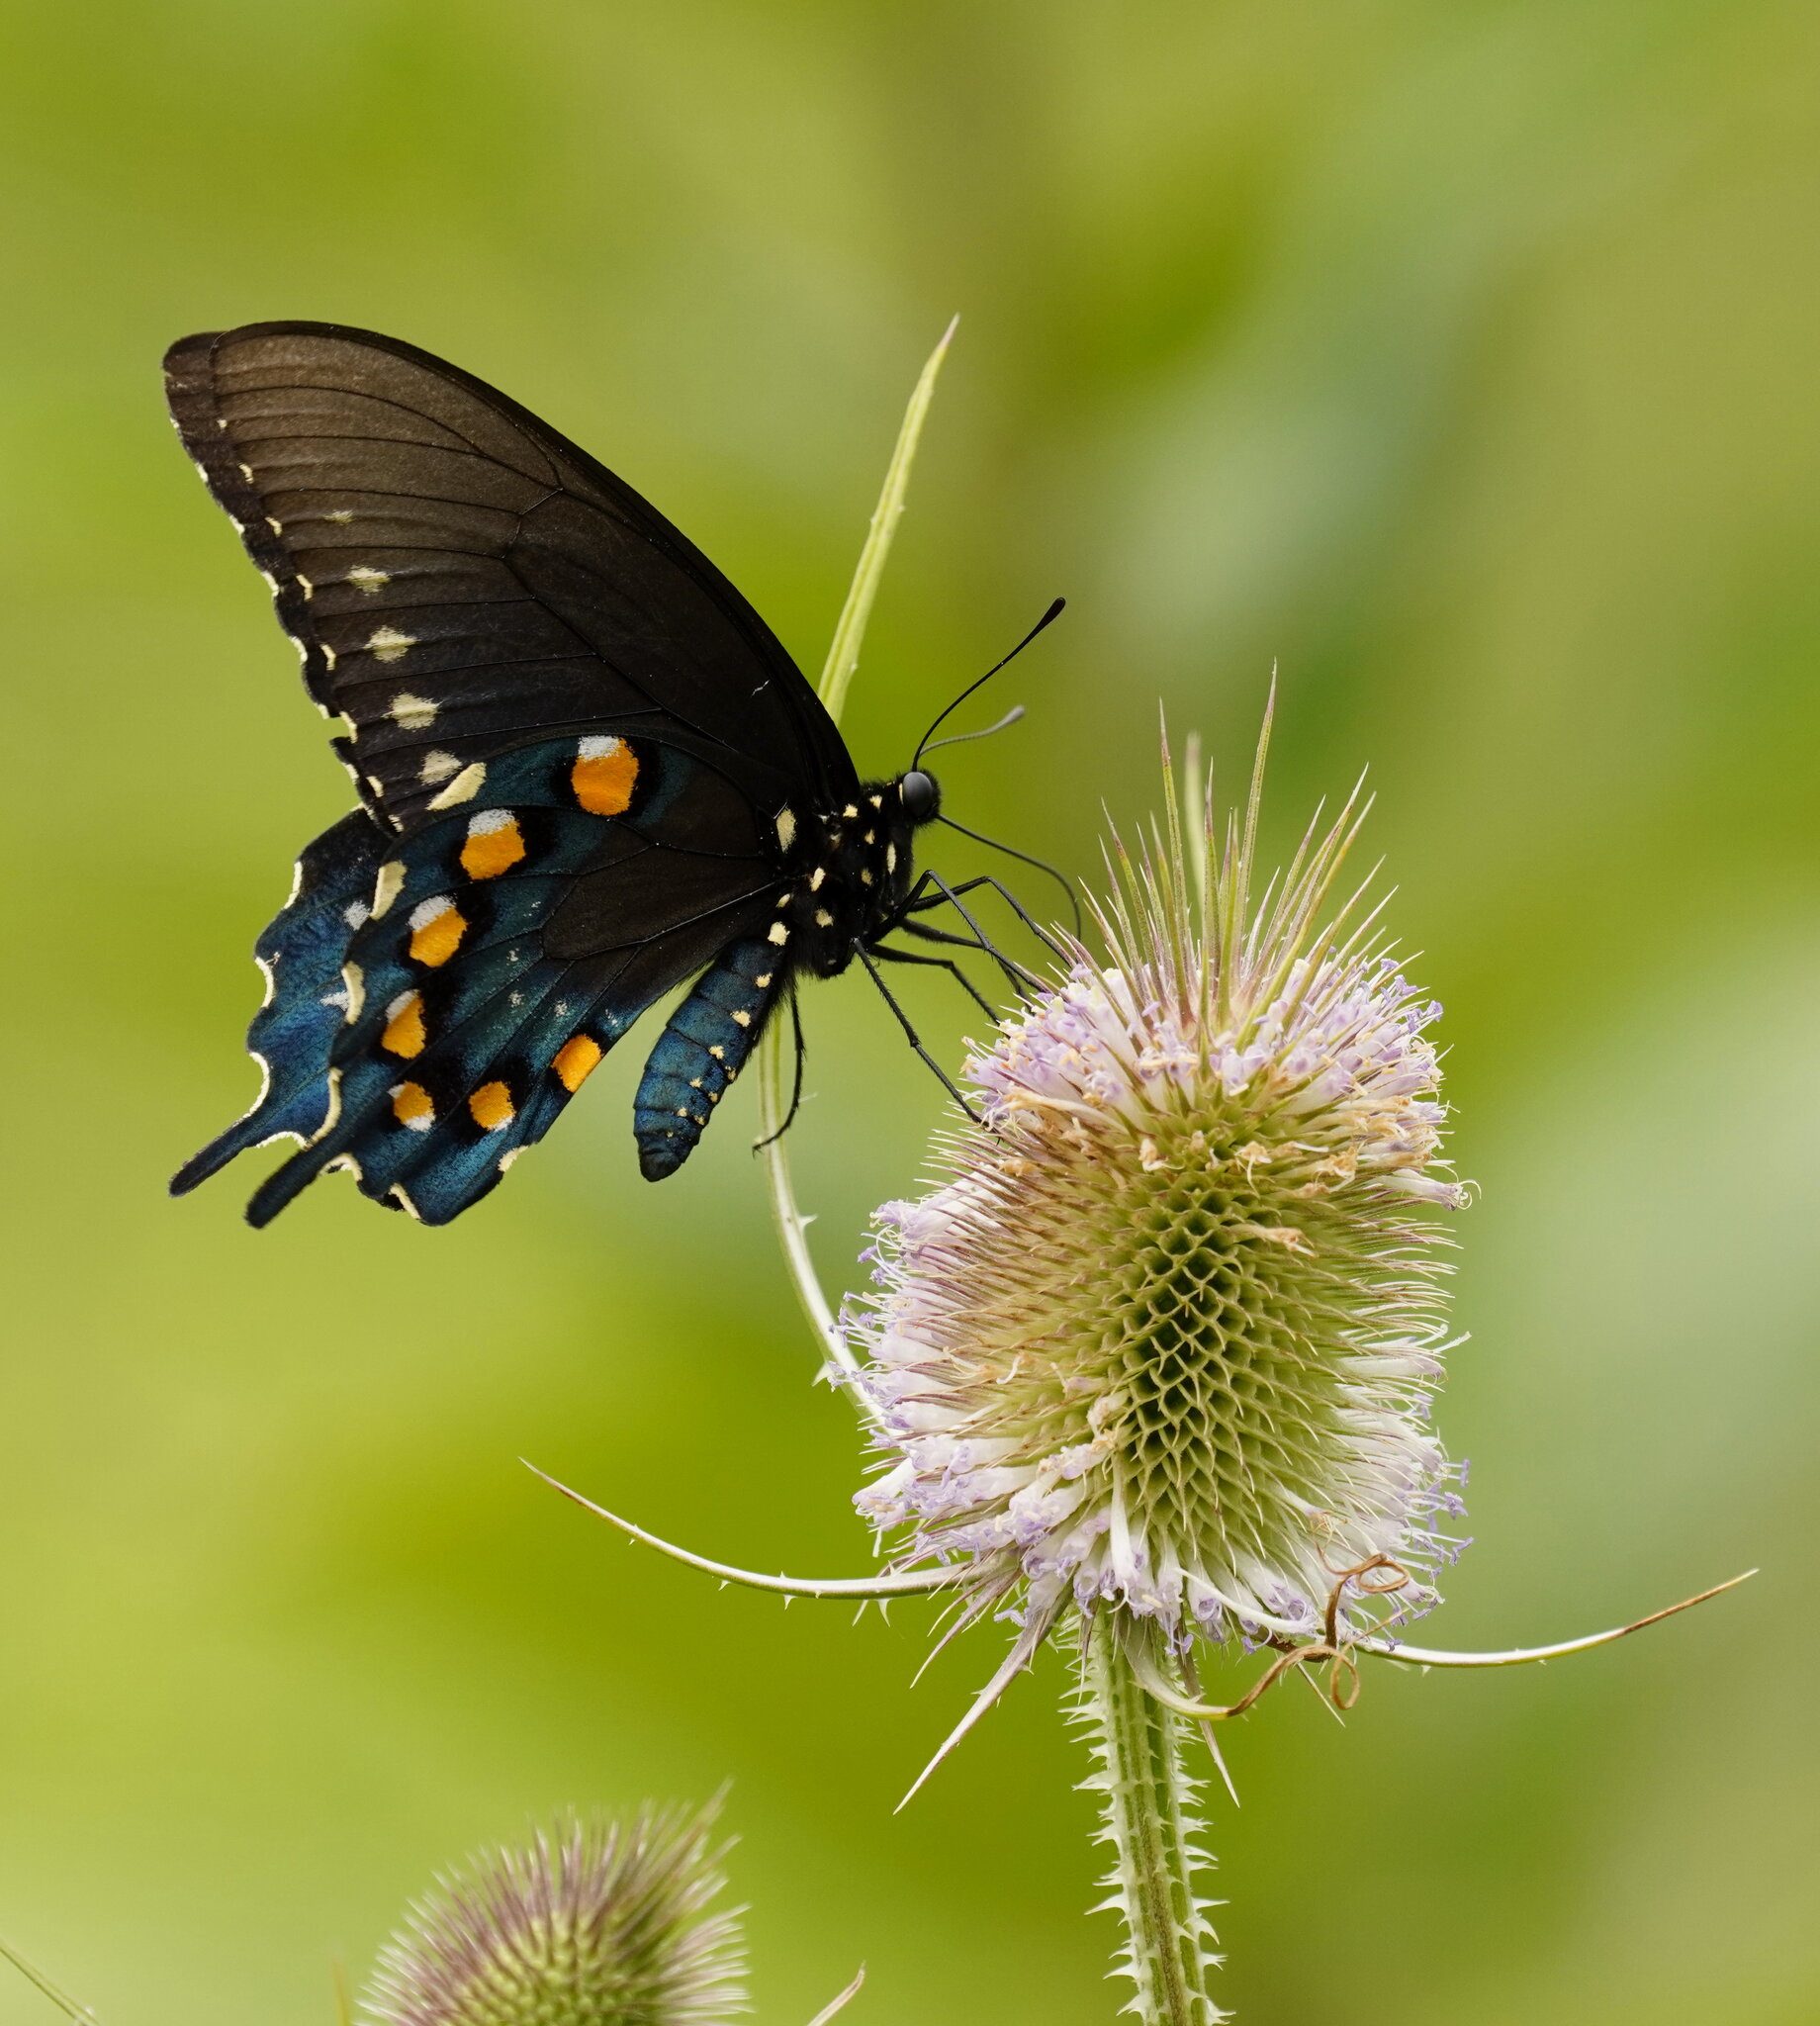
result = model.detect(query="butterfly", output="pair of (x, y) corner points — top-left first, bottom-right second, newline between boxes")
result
(166, 322), (1058, 1227)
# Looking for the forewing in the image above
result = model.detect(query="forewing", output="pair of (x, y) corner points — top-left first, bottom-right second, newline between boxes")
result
(164, 322), (858, 833)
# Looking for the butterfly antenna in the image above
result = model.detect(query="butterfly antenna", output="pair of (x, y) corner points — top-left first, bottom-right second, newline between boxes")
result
(920, 703), (1026, 757)
(913, 598), (1065, 768)
(935, 814), (1082, 936)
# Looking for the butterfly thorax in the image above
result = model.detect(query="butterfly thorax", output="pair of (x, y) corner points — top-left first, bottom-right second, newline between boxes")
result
(773, 774), (934, 979)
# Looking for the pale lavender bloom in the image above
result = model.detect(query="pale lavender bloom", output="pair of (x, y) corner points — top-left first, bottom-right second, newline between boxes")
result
(849, 729), (1469, 1670)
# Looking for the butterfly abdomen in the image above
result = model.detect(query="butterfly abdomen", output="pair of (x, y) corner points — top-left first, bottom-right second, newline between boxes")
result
(633, 938), (787, 1180)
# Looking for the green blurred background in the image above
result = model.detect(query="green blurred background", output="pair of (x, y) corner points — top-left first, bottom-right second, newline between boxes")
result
(2, 3), (1816, 2020)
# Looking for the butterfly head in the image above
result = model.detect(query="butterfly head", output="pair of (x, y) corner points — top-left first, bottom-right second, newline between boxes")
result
(897, 769), (942, 827)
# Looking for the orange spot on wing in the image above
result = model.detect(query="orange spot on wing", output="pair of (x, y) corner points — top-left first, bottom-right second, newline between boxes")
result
(391, 1082), (434, 1130)
(553, 1034), (603, 1092)
(461, 811), (525, 880)
(572, 736), (639, 816)
(469, 1080), (515, 1131)
(410, 899), (466, 967)
(382, 991), (427, 1058)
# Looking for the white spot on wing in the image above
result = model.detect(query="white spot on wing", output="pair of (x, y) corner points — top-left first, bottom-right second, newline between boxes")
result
(578, 734), (625, 760)
(409, 894), (455, 932)
(343, 900), (371, 931)
(418, 750), (460, 786)
(347, 565), (390, 595)
(389, 692), (437, 731)
(371, 861), (407, 919)
(366, 625), (416, 664)
(311, 1066), (344, 1141)
(468, 806), (513, 836)
(427, 761), (487, 809)
(327, 508), (353, 525)
(775, 805), (797, 852)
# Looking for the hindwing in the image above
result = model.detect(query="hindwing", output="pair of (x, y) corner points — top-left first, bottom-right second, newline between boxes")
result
(174, 735), (780, 1223)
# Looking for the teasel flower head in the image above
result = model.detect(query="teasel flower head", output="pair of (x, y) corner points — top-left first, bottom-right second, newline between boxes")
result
(850, 713), (1470, 1673)
(360, 1803), (744, 2026)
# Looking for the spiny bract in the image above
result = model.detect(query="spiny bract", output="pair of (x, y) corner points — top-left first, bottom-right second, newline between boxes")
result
(360, 1805), (744, 2026)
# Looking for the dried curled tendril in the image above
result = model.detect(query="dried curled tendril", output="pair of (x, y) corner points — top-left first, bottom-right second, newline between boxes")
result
(1120, 1554), (1404, 1722)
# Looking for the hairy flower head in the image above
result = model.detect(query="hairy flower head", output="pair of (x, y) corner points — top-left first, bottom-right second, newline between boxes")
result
(360, 1804), (744, 2026)
(851, 728), (1469, 1656)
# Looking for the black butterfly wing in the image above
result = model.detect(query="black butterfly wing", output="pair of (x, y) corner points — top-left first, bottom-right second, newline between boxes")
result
(166, 322), (861, 1220)
(163, 322), (859, 832)
(176, 733), (783, 1224)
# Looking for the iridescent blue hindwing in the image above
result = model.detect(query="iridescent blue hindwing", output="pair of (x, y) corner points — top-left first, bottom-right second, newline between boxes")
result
(177, 733), (779, 1225)
(171, 811), (387, 1193)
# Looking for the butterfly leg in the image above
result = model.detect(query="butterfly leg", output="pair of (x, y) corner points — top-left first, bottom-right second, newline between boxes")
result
(871, 942), (999, 1024)
(907, 873), (1069, 964)
(897, 915), (1025, 964)
(751, 986), (808, 1154)
(910, 873), (1045, 994)
(856, 947), (981, 1123)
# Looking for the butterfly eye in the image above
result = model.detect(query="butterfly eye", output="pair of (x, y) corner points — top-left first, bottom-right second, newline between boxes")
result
(899, 770), (940, 824)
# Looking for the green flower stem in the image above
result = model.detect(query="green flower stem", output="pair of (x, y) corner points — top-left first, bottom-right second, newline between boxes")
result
(1080, 1618), (1227, 2026)
(756, 1027), (845, 1378)
(757, 318), (956, 1402)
